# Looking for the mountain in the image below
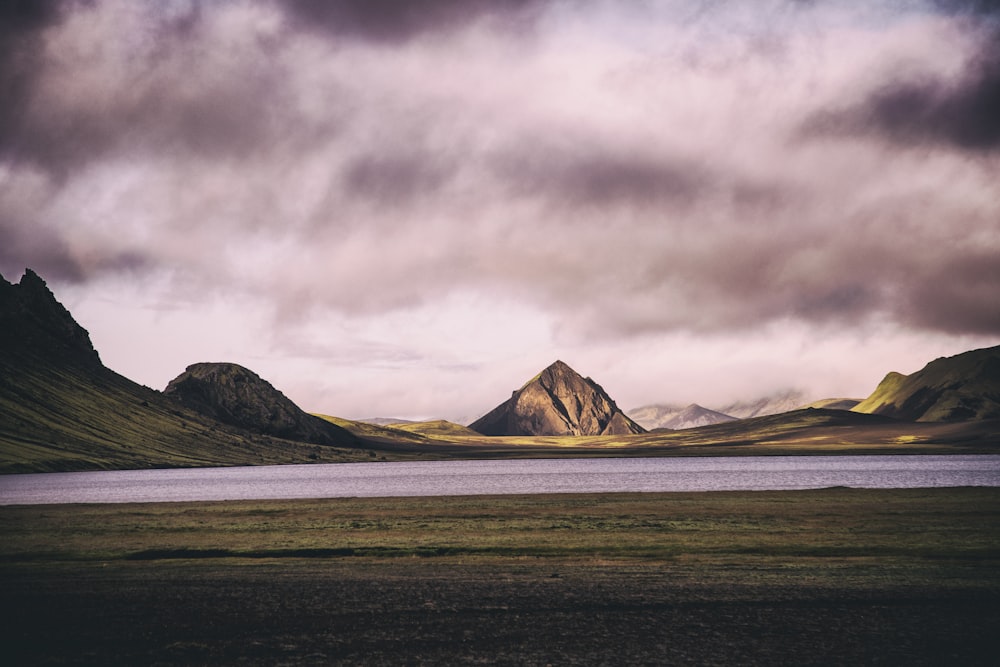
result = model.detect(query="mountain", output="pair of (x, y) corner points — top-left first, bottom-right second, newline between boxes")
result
(163, 362), (358, 446)
(0, 269), (370, 473)
(852, 345), (1000, 421)
(717, 389), (810, 419)
(629, 403), (737, 430)
(0, 268), (102, 368)
(800, 398), (862, 411)
(630, 390), (809, 428)
(469, 360), (645, 436)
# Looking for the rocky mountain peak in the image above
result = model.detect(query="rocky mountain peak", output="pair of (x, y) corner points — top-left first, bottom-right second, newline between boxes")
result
(470, 361), (645, 436)
(163, 362), (357, 445)
(0, 268), (101, 366)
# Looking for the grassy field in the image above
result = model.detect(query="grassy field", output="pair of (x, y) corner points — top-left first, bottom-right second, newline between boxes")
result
(2, 488), (999, 664)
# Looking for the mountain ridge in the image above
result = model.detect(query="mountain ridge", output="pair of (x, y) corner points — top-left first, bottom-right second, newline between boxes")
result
(629, 403), (738, 430)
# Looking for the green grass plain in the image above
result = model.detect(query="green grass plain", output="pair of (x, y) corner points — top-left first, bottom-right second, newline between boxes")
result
(3, 488), (999, 664)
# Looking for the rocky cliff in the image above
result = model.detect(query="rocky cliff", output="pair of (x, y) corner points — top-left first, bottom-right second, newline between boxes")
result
(0, 268), (101, 367)
(469, 360), (645, 436)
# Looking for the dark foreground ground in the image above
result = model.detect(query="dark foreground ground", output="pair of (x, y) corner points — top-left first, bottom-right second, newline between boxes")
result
(3, 560), (999, 666)
(2, 488), (999, 665)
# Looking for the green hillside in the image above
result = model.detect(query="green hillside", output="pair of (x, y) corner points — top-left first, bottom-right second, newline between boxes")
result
(853, 346), (1000, 421)
(0, 270), (381, 473)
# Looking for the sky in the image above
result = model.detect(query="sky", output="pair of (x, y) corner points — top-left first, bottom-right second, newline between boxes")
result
(2, 0), (999, 421)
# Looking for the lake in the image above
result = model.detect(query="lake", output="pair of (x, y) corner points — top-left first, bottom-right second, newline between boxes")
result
(2, 455), (999, 505)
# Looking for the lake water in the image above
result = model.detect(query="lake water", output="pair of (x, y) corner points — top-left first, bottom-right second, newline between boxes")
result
(2, 455), (999, 505)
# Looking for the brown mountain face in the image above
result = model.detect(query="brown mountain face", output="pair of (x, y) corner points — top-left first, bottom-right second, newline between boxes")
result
(164, 362), (357, 446)
(469, 360), (645, 436)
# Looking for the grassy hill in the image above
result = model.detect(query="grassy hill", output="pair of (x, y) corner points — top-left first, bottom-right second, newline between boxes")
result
(0, 360), (383, 473)
(853, 346), (1000, 421)
(391, 420), (484, 437)
(0, 270), (385, 473)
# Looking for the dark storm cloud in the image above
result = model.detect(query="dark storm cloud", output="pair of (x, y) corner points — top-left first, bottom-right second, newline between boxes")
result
(0, 1), (313, 179)
(0, 217), (155, 284)
(933, 0), (1000, 15)
(493, 143), (708, 209)
(278, 0), (546, 42)
(342, 152), (457, 208)
(904, 251), (1000, 335)
(0, 0), (66, 164)
(803, 22), (1000, 150)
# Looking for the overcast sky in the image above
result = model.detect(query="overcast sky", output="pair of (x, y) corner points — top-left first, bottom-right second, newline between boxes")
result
(2, 0), (998, 421)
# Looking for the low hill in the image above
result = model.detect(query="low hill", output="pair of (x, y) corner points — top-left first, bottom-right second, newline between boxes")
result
(359, 417), (417, 426)
(313, 414), (433, 447)
(852, 345), (1000, 421)
(164, 363), (357, 446)
(801, 398), (862, 411)
(470, 361), (644, 436)
(392, 420), (484, 437)
(0, 269), (375, 473)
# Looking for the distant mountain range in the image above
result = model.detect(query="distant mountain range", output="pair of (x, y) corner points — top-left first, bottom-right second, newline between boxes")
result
(629, 390), (816, 431)
(1, 267), (997, 472)
(469, 360), (644, 436)
(628, 404), (738, 431)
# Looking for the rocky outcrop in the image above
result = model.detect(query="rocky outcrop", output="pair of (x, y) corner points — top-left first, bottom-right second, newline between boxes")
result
(469, 360), (645, 436)
(852, 345), (1000, 421)
(0, 268), (101, 367)
(163, 362), (359, 445)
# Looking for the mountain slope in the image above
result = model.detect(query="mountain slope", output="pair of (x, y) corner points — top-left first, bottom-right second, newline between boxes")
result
(164, 362), (357, 446)
(469, 361), (645, 436)
(629, 403), (737, 430)
(0, 269), (371, 473)
(852, 345), (1000, 421)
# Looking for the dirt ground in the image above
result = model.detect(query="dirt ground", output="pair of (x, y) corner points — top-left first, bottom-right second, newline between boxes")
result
(3, 559), (998, 666)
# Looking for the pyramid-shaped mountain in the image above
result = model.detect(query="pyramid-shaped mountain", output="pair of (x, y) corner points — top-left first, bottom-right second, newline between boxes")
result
(469, 361), (645, 436)
(852, 345), (1000, 421)
(164, 362), (351, 445)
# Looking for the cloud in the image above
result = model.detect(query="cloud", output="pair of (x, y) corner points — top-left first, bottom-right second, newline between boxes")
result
(804, 30), (1000, 150)
(277, 0), (546, 42)
(1, 0), (998, 366)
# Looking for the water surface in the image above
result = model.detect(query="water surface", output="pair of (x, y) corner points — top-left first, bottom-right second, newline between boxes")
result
(2, 455), (999, 505)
